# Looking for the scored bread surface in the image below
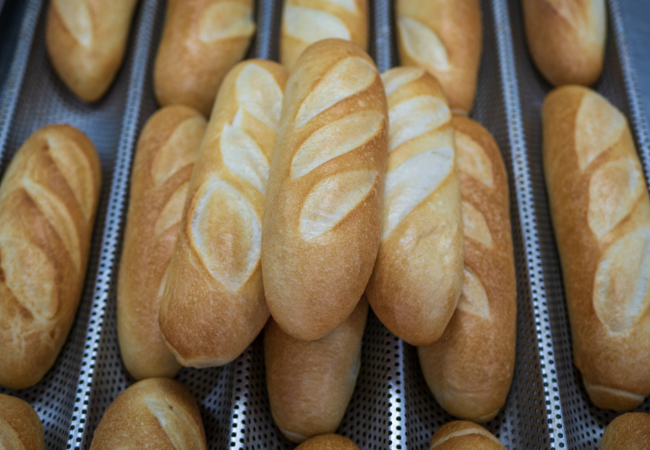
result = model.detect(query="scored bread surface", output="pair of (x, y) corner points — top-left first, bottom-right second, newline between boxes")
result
(429, 421), (505, 450)
(366, 67), (463, 346)
(543, 85), (650, 411)
(261, 39), (388, 341)
(117, 105), (207, 380)
(0, 125), (101, 390)
(159, 60), (288, 368)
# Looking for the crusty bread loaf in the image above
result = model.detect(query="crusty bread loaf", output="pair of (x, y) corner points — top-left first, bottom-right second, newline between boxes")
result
(46, 0), (139, 102)
(543, 85), (650, 411)
(0, 394), (45, 450)
(261, 39), (388, 341)
(159, 60), (288, 368)
(365, 67), (463, 346)
(295, 435), (360, 450)
(280, 0), (368, 69)
(522, 0), (606, 86)
(0, 124), (101, 390)
(265, 297), (368, 443)
(117, 106), (207, 380)
(154, 0), (256, 116)
(430, 421), (505, 450)
(89, 378), (206, 449)
(418, 116), (517, 422)
(395, 0), (482, 114)
(600, 412), (650, 450)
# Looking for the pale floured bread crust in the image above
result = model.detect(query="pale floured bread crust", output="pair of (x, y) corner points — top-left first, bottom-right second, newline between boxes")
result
(89, 378), (206, 450)
(46, 0), (138, 102)
(295, 434), (360, 450)
(261, 39), (387, 341)
(280, 0), (368, 69)
(154, 0), (256, 116)
(429, 421), (505, 450)
(0, 394), (45, 450)
(395, 0), (482, 114)
(522, 0), (606, 87)
(117, 106), (206, 380)
(159, 60), (288, 368)
(365, 67), (463, 346)
(265, 298), (368, 443)
(543, 85), (650, 411)
(418, 117), (516, 422)
(0, 125), (101, 390)
(601, 412), (650, 450)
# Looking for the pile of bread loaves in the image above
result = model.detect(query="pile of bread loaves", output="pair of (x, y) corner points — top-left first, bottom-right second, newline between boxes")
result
(0, 0), (649, 449)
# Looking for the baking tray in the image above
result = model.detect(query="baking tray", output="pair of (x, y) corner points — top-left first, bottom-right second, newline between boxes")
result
(0, 0), (149, 448)
(507, 0), (650, 448)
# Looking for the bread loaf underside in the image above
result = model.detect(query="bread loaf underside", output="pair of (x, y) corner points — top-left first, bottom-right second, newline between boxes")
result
(0, 124), (101, 390)
(159, 60), (286, 368)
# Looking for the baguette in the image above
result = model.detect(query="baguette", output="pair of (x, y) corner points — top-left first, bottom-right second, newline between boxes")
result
(418, 117), (517, 422)
(0, 124), (101, 390)
(280, 0), (368, 69)
(600, 413), (650, 450)
(159, 60), (288, 368)
(365, 67), (463, 346)
(261, 39), (387, 341)
(154, 0), (256, 116)
(117, 106), (207, 380)
(265, 297), (368, 443)
(46, 0), (139, 102)
(295, 435), (360, 450)
(543, 85), (650, 411)
(395, 0), (482, 114)
(522, 0), (606, 87)
(0, 394), (45, 450)
(430, 421), (505, 450)
(89, 378), (206, 450)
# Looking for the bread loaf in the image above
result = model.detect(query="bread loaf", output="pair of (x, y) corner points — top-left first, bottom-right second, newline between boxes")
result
(543, 85), (650, 411)
(159, 60), (288, 368)
(395, 0), (482, 114)
(117, 106), (206, 380)
(295, 435), (360, 450)
(522, 0), (606, 86)
(365, 67), (462, 346)
(89, 378), (206, 449)
(0, 124), (101, 390)
(430, 421), (505, 450)
(265, 297), (367, 443)
(261, 39), (387, 341)
(418, 116), (517, 422)
(46, 0), (139, 102)
(154, 0), (256, 116)
(280, 0), (368, 69)
(0, 394), (45, 450)
(600, 412), (650, 450)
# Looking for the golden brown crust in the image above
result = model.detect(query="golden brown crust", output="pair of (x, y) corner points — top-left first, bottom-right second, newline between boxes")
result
(265, 297), (368, 443)
(154, 0), (256, 116)
(159, 60), (288, 368)
(261, 39), (388, 341)
(89, 378), (206, 450)
(117, 105), (206, 380)
(522, 0), (606, 86)
(280, 0), (368, 69)
(543, 85), (650, 411)
(601, 413), (650, 450)
(0, 394), (45, 450)
(0, 124), (101, 390)
(429, 421), (505, 450)
(366, 67), (463, 346)
(396, 0), (482, 114)
(45, 0), (138, 102)
(295, 434), (360, 450)
(418, 116), (516, 422)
